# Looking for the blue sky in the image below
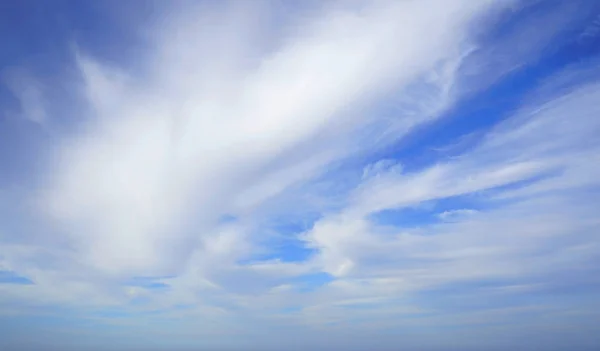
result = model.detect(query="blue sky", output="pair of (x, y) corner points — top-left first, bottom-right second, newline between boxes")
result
(1, 0), (600, 350)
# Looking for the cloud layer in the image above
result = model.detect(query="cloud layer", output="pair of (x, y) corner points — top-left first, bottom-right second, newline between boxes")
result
(1, 1), (600, 350)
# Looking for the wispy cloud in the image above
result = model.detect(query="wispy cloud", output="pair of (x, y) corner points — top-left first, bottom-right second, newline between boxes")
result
(35, 0), (495, 277)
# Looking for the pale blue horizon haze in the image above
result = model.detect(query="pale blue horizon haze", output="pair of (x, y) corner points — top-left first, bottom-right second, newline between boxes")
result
(1, 0), (600, 350)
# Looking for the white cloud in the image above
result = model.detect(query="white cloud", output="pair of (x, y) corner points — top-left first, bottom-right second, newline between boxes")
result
(34, 0), (498, 279)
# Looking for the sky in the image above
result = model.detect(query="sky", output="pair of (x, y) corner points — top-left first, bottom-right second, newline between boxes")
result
(1, 0), (600, 350)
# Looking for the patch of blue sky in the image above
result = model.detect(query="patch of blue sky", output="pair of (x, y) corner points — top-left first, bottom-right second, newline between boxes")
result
(368, 196), (479, 229)
(476, 0), (600, 53)
(290, 272), (334, 292)
(239, 241), (316, 265)
(240, 216), (322, 264)
(360, 2), (600, 175)
(0, 112), (51, 186)
(478, 168), (569, 203)
(0, 270), (33, 285)
(368, 168), (562, 230)
(124, 276), (171, 290)
(0, 1), (163, 188)
(0, 194), (45, 245)
(266, 213), (320, 236)
(482, 166), (563, 190)
(1, 1), (163, 71)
